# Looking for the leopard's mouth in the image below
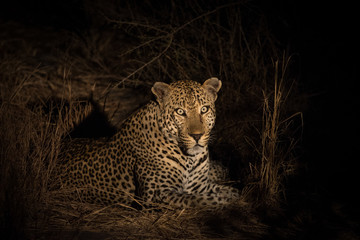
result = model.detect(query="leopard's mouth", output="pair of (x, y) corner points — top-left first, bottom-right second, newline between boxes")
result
(177, 133), (208, 155)
(178, 141), (204, 155)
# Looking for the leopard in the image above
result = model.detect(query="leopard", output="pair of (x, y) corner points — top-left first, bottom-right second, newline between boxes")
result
(59, 78), (239, 209)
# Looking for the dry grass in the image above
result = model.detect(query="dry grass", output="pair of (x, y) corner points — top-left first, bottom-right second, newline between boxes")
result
(0, 1), (304, 239)
(246, 57), (302, 207)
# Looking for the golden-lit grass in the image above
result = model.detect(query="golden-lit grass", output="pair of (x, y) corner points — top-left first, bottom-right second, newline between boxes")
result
(0, 1), (303, 239)
(246, 57), (302, 206)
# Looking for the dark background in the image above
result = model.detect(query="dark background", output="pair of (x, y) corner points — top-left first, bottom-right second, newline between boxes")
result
(272, 0), (359, 207)
(1, 0), (359, 237)
(265, 0), (359, 225)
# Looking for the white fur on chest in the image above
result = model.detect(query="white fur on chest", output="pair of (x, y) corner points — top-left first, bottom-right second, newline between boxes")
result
(182, 152), (208, 192)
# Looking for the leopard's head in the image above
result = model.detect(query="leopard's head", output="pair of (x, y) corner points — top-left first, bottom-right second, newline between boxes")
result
(152, 78), (222, 155)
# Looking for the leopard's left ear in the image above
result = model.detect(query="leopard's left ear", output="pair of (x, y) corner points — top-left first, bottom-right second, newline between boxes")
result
(203, 77), (222, 101)
(152, 82), (170, 105)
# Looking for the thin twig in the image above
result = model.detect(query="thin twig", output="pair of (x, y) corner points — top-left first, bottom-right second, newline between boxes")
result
(112, 35), (173, 90)
(110, 2), (243, 91)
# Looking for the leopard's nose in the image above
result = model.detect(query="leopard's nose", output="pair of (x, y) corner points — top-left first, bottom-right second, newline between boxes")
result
(189, 133), (203, 142)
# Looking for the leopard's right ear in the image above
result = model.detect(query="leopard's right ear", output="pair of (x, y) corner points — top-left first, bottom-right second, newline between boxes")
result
(152, 82), (170, 105)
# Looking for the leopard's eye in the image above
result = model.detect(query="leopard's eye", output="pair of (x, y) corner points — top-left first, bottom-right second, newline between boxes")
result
(200, 106), (209, 114)
(175, 108), (186, 116)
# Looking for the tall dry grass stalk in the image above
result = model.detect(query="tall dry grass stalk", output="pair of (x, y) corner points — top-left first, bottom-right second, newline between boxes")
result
(246, 57), (302, 206)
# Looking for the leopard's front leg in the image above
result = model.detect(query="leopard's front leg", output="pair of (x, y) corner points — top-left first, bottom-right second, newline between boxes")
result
(153, 185), (240, 209)
(206, 183), (240, 200)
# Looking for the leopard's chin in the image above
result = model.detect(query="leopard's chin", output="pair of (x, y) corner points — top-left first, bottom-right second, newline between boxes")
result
(178, 138), (206, 155)
(186, 145), (205, 155)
